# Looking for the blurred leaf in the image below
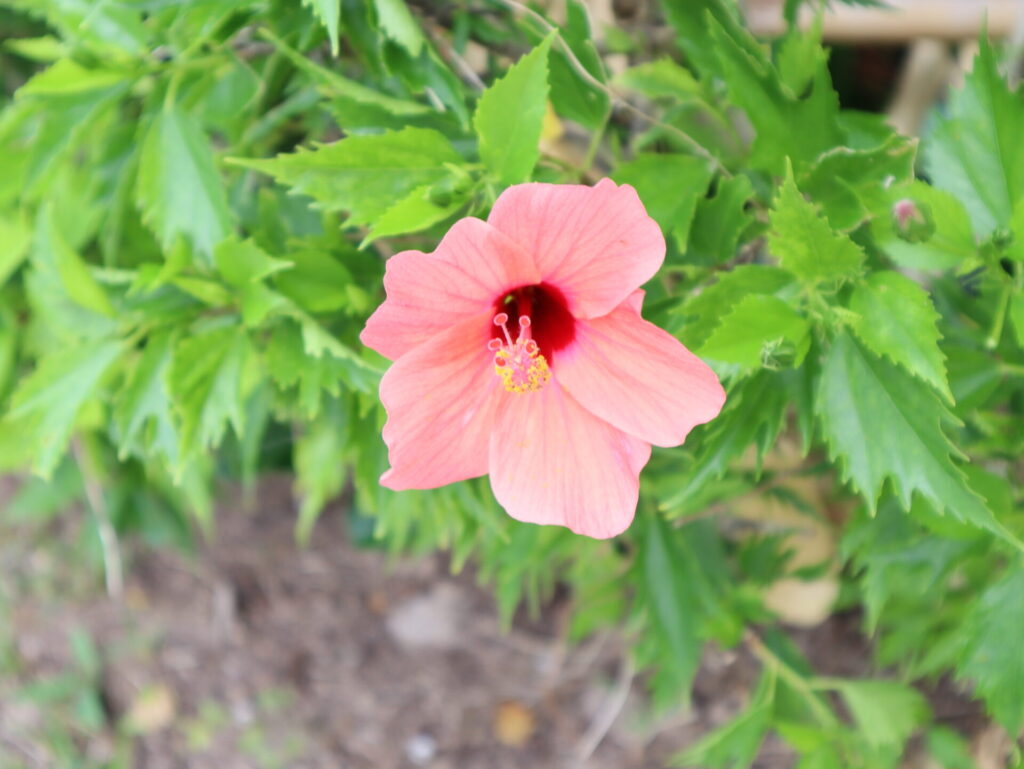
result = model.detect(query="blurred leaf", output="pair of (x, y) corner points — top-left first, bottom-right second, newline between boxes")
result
(473, 32), (554, 185)
(926, 39), (1024, 236)
(273, 249), (361, 314)
(959, 568), (1024, 732)
(817, 332), (1007, 540)
(302, 0), (341, 55)
(168, 325), (251, 457)
(768, 165), (864, 284)
(613, 153), (712, 249)
(0, 211), (31, 288)
(831, 679), (930, 748)
(260, 27), (430, 117)
(658, 0), (743, 77)
(926, 727), (981, 769)
(686, 174), (755, 264)
(705, 11), (841, 174)
(665, 371), (789, 509)
(615, 58), (701, 101)
(113, 332), (179, 463)
(17, 58), (129, 96)
(675, 669), (774, 768)
(546, 0), (609, 129)
(35, 204), (114, 317)
(5, 339), (123, 478)
(213, 238), (292, 286)
(137, 107), (233, 258)
(294, 400), (349, 543)
(373, 0), (424, 56)
(232, 127), (461, 226)
(849, 271), (950, 401)
(637, 515), (703, 703)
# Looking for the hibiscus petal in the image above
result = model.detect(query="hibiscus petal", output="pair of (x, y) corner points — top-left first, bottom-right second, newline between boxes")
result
(486, 179), (664, 319)
(555, 304), (726, 447)
(361, 217), (540, 361)
(488, 383), (651, 539)
(380, 312), (504, 490)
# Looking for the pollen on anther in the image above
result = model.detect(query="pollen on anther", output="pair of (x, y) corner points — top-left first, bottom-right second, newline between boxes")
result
(488, 310), (551, 394)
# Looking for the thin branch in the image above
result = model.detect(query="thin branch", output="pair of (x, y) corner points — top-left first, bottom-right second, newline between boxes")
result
(574, 655), (635, 762)
(72, 440), (124, 600)
(491, 0), (730, 176)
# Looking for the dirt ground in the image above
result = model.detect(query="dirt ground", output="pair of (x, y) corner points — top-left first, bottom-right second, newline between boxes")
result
(0, 474), (991, 769)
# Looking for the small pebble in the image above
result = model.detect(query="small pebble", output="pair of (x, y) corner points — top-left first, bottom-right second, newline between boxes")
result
(405, 732), (438, 766)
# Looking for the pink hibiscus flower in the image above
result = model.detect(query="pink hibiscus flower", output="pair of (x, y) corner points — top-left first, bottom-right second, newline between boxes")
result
(360, 179), (726, 539)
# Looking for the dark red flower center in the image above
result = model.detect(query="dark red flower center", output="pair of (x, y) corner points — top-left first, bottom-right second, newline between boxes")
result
(487, 284), (575, 394)
(493, 284), (575, 360)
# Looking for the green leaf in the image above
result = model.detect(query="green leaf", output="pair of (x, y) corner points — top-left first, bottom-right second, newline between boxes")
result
(704, 11), (842, 174)
(874, 182), (976, 271)
(612, 153), (712, 249)
(259, 27), (429, 118)
(17, 58), (128, 96)
(546, 0), (609, 129)
(0, 210), (31, 288)
(686, 174), (755, 264)
(614, 58), (701, 102)
(232, 127), (461, 226)
(272, 249), (362, 314)
(960, 570), (1024, 731)
(675, 670), (774, 768)
(168, 325), (252, 457)
(699, 294), (809, 370)
(800, 135), (917, 231)
(294, 400), (349, 544)
(1010, 293), (1024, 348)
(926, 39), (1024, 236)
(925, 727), (980, 769)
(302, 0), (340, 55)
(268, 315), (380, 406)
(5, 339), (123, 478)
(637, 516), (703, 704)
(664, 371), (789, 510)
(1009, 197), (1024, 262)
(213, 238), (292, 286)
(658, 0), (743, 77)
(35, 204), (114, 318)
(849, 271), (950, 401)
(679, 265), (798, 349)
(768, 165), (864, 284)
(113, 332), (178, 463)
(816, 332), (1008, 539)
(213, 239), (293, 327)
(137, 107), (233, 258)
(831, 679), (930, 749)
(362, 181), (469, 245)
(373, 0), (424, 56)
(473, 32), (554, 185)
(21, 84), (128, 192)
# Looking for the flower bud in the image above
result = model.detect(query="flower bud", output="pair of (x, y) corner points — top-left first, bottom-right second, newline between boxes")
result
(891, 198), (935, 243)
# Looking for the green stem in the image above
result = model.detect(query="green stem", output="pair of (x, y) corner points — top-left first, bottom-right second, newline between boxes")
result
(985, 280), (1012, 350)
(580, 106), (612, 178)
(745, 630), (839, 728)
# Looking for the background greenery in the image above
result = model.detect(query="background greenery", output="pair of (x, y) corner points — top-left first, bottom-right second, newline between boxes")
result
(0, 0), (1023, 766)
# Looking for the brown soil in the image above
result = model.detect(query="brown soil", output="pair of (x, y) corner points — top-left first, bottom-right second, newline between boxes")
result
(0, 474), (987, 769)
